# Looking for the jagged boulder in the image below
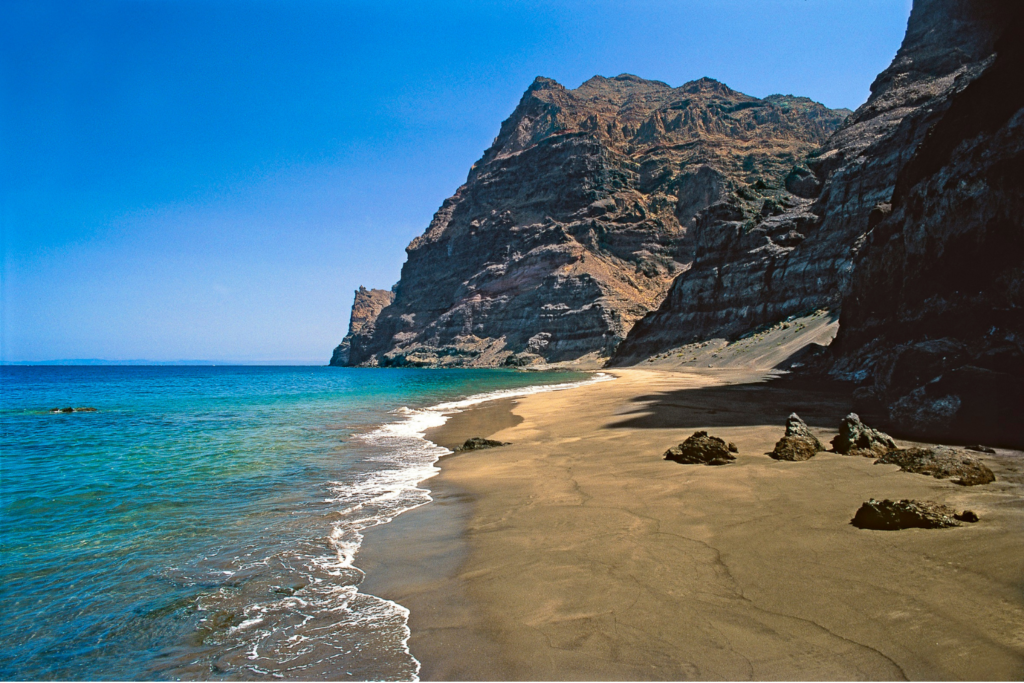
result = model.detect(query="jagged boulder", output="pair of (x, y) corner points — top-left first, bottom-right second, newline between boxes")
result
(769, 436), (819, 462)
(455, 437), (511, 452)
(664, 431), (736, 466)
(851, 499), (964, 530)
(831, 413), (896, 456)
(784, 413), (823, 449)
(769, 414), (825, 461)
(876, 447), (995, 486)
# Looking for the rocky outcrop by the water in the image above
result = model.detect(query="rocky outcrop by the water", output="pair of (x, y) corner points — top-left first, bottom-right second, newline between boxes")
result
(49, 407), (98, 413)
(851, 499), (970, 530)
(612, 0), (1007, 364)
(825, 3), (1024, 448)
(455, 437), (511, 452)
(342, 75), (847, 367)
(664, 431), (736, 466)
(876, 447), (995, 486)
(330, 287), (395, 366)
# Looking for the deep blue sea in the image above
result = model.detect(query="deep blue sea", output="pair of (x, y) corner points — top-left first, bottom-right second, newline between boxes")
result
(0, 365), (597, 681)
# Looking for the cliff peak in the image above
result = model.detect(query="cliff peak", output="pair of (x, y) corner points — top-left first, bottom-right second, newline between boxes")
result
(342, 73), (847, 367)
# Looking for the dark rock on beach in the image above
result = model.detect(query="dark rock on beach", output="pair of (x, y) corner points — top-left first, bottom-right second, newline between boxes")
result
(831, 413), (896, 456)
(769, 436), (820, 462)
(784, 412), (823, 450)
(956, 510), (980, 523)
(769, 412), (825, 461)
(876, 446), (995, 486)
(455, 437), (511, 452)
(664, 431), (736, 466)
(851, 499), (962, 530)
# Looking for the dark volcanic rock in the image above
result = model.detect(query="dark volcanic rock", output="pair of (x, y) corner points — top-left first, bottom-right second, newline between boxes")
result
(612, 0), (1006, 364)
(455, 437), (511, 452)
(50, 407), (97, 413)
(826, 3), (1024, 448)
(769, 436), (820, 462)
(330, 287), (395, 366)
(851, 499), (961, 530)
(956, 510), (980, 523)
(785, 412), (823, 450)
(876, 446), (995, 486)
(769, 412), (825, 460)
(664, 431), (736, 466)
(344, 75), (846, 367)
(831, 413), (897, 455)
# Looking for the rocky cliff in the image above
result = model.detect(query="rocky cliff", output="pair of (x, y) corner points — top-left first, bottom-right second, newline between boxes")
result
(342, 75), (847, 367)
(826, 2), (1024, 447)
(329, 287), (395, 366)
(612, 0), (1004, 364)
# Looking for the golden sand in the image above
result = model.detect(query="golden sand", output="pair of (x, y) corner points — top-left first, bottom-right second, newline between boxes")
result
(358, 368), (1024, 680)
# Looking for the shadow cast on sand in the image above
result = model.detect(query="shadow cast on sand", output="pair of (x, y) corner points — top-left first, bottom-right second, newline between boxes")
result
(605, 375), (862, 432)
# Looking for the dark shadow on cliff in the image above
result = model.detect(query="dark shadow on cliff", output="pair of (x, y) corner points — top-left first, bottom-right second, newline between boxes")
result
(604, 373), (864, 432)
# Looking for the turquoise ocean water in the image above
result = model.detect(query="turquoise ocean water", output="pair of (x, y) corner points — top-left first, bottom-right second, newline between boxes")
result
(0, 365), (598, 680)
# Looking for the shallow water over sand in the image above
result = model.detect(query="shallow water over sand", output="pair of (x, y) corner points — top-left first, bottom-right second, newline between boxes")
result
(0, 365), (593, 680)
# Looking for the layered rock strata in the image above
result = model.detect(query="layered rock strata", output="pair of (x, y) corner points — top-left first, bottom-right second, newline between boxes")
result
(612, 0), (1005, 364)
(342, 75), (846, 367)
(329, 287), (395, 366)
(826, 2), (1024, 447)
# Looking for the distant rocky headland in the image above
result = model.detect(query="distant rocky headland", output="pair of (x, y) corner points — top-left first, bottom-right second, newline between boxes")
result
(332, 0), (1023, 448)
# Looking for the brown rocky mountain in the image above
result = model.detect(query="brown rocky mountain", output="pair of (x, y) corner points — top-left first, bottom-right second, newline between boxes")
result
(612, 0), (1007, 364)
(339, 75), (848, 367)
(329, 286), (394, 366)
(826, 2), (1024, 448)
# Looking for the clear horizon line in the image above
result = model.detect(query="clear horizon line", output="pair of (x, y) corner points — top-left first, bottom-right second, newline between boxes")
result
(1, 358), (329, 366)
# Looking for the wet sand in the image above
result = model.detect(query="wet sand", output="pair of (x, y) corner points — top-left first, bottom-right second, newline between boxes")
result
(358, 368), (1024, 680)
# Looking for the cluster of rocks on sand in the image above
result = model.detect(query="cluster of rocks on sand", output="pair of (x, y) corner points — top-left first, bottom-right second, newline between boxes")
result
(664, 411), (996, 531)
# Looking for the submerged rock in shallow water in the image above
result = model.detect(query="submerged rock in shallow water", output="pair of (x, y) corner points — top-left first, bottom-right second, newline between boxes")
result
(455, 437), (511, 452)
(851, 499), (961, 530)
(875, 447), (995, 486)
(664, 431), (736, 466)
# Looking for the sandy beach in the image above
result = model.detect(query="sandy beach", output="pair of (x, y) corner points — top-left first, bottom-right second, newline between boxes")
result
(358, 368), (1024, 680)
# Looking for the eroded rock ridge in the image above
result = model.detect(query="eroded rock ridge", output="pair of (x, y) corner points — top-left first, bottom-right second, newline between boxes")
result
(341, 75), (847, 367)
(612, 0), (1007, 364)
(329, 287), (395, 367)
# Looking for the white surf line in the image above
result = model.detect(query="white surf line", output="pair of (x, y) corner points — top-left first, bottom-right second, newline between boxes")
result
(350, 371), (617, 681)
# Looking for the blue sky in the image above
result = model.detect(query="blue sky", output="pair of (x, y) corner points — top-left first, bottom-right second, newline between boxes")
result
(1, 0), (912, 363)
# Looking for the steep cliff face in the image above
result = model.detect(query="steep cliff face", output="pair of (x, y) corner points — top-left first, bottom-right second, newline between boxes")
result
(329, 287), (395, 366)
(612, 0), (1003, 364)
(827, 3), (1024, 447)
(346, 75), (847, 367)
